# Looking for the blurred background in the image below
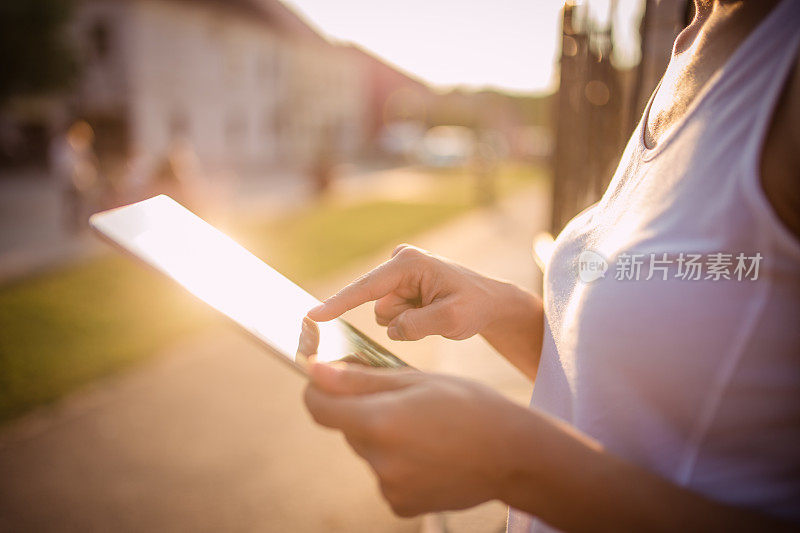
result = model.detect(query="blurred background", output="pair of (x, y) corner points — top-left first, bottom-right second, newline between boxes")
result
(0, 0), (692, 531)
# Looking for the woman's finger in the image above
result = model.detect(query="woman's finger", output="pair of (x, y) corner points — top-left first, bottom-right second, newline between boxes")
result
(387, 300), (460, 341)
(308, 259), (405, 321)
(309, 362), (423, 395)
(304, 385), (374, 435)
(344, 433), (375, 460)
(374, 293), (416, 326)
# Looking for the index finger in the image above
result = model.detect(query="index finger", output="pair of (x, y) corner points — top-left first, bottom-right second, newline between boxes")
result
(307, 259), (404, 321)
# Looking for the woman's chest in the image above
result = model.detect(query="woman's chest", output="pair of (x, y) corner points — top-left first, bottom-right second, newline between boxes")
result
(542, 160), (766, 403)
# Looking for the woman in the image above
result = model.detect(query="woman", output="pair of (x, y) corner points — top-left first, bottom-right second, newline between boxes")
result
(304, 1), (800, 530)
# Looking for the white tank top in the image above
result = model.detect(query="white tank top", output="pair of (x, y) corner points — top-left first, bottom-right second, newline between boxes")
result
(509, 2), (800, 530)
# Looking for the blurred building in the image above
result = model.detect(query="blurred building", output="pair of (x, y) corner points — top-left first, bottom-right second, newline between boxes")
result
(343, 45), (433, 154)
(62, 0), (370, 183)
(3, 0), (555, 190)
(431, 89), (553, 160)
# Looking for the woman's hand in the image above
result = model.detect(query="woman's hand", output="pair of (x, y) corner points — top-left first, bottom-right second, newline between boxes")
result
(303, 362), (526, 516)
(308, 244), (544, 378)
(304, 363), (796, 531)
(309, 244), (506, 341)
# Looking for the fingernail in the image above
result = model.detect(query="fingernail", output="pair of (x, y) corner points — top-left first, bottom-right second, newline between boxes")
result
(387, 325), (403, 340)
(308, 304), (324, 317)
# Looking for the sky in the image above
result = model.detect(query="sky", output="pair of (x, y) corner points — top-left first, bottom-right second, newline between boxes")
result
(280, 0), (566, 95)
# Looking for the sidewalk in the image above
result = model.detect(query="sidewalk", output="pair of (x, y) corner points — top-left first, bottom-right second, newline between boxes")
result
(0, 185), (548, 532)
(0, 172), (100, 283)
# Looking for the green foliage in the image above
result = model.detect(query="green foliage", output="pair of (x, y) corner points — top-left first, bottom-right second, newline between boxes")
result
(0, 199), (471, 423)
(0, 256), (213, 422)
(0, 0), (77, 103)
(246, 201), (471, 283)
(426, 89), (554, 130)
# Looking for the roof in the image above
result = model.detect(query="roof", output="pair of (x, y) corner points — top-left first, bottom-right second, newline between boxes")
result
(256, 0), (329, 44)
(342, 43), (430, 89)
(166, 0), (329, 44)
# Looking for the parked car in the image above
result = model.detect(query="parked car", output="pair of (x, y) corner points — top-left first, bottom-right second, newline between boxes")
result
(417, 125), (476, 168)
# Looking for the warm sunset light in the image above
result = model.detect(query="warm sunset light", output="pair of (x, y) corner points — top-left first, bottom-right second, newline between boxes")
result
(281, 0), (564, 93)
(532, 231), (555, 271)
(6, 1), (796, 531)
(91, 195), (400, 368)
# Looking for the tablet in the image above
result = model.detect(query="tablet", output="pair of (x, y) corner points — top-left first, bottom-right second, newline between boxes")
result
(89, 195), (410, 376)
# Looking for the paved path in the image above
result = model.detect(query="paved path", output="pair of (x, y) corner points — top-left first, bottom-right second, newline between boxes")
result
(0, 184), (549, 532)
(0, 173), (100, 283)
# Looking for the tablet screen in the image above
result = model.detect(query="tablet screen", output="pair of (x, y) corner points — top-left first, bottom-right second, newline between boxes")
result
(90, 195), (408, 374)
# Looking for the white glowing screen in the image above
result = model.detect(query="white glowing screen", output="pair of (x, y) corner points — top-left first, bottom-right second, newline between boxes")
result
(91, 195), (407, 371)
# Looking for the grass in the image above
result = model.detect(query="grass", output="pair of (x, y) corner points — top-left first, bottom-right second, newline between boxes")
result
(240, 200), (472, 283)
(0, 257), (213, 422)
(0, 163), (546, 423)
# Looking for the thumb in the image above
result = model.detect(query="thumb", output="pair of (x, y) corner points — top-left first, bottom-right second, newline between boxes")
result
(387, 301), (457, 341)
(309, 362), (423, 396)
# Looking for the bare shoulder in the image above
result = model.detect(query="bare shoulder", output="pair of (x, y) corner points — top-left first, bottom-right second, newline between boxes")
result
(760, 52), (800, 242)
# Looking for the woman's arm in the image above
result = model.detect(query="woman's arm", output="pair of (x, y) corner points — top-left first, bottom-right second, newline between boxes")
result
(304, 363), (797, 532)
(307, 244), (543, 381)
(479, 280), (543, 381)
(501, 403), (795, 532)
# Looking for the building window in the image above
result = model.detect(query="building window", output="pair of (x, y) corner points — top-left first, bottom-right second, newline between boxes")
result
(89, 20), (111, 61)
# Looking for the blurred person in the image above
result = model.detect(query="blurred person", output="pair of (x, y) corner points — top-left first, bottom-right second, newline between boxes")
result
(303, 1), (800, 531)
(151, 137), (203, 210)
(49, 120), (98, 232)
(117, 143), (151, 204)
(98, 144), (143, 210)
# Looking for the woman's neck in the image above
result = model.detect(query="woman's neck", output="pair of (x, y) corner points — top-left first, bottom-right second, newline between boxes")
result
(678, 0), (778, 56)
(645, 0), (780, 147)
